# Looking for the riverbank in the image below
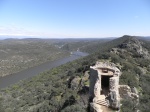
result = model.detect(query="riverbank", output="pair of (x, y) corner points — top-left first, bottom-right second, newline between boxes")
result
(0, 51), (88, 89)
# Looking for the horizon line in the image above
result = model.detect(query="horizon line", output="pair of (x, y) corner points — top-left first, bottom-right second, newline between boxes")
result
(0, 34), (149, 39)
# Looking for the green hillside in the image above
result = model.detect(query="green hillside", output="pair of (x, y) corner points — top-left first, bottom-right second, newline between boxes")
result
(61, 38), (111, 52)
(0, 39), (70, 77)
(0, 36), (150, 112)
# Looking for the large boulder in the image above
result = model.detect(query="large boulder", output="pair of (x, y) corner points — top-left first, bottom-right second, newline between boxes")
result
(119, 85), (139, 100)
(71, 76), (81, 90)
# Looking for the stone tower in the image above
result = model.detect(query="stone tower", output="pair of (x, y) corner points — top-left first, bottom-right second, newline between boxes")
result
(90, 61), (121, 111)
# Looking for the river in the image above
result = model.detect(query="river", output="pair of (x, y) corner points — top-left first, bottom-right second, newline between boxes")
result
(0, 51), (88, 89)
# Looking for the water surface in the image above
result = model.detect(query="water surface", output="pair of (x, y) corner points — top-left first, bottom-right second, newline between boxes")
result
(0, 51), (88, 89)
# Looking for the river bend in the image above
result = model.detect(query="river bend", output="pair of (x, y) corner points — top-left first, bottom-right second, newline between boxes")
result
(0, 51), (88, 89)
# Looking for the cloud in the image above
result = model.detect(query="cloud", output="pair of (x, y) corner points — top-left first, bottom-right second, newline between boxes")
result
(0, 25), (44, 37)
(0, 25), (94, 38)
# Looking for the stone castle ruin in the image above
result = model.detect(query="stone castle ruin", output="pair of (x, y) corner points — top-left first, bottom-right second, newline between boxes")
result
(90, 61), (121, 112)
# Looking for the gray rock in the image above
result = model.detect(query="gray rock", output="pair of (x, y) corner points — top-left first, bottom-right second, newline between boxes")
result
(71, 76), (81, 90)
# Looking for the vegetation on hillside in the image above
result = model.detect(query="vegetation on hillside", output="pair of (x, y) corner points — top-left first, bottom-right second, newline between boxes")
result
(0, 38), (109, 77)
(61, 38), (111, 51)
(0, 39), (70, 77)
(0, 36), (150, 112)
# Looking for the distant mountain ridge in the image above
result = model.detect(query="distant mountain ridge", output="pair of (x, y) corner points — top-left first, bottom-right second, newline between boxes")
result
(80, 35), (150, 53)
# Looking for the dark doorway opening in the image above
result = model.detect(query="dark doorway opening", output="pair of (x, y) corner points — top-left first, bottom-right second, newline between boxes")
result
(101, 76), (110, 88)
(101, 76), (111, 95)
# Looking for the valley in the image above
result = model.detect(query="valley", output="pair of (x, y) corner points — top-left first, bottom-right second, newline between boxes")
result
(0, 39), (69, 77)
(0, 35), (150, 112)
(0, 51), (88, 89)
(1, 1), (149, 112)
(0, 38), (109, 77)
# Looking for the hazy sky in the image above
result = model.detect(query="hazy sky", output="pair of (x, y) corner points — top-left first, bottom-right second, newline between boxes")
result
(0, 0), (150, 38)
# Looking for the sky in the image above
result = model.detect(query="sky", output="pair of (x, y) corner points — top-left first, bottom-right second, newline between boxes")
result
(0, 0), (150, 38)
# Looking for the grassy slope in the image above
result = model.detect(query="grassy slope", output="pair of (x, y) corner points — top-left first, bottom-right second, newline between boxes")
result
(0, 36), (150, 112)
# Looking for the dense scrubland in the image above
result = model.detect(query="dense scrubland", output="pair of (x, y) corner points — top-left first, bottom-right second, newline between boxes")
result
(0, 39), (70, 77)
(0, 38), (110, 77)
(0, 36), (150, 112)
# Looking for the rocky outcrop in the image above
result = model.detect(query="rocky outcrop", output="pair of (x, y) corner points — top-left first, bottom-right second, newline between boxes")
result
(119, 85), (139, 100)
(119, 85), (139, 112)
(70, 71), (90, 91)
(70, 76), (81, 90)
(118, 36), (150, 59)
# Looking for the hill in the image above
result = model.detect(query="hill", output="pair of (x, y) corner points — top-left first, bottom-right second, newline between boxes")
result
(0, 35), (150, 112)
(0, 38), (110, 77)
(61, 38), (112, 51)
(0, 39), (69, 77)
